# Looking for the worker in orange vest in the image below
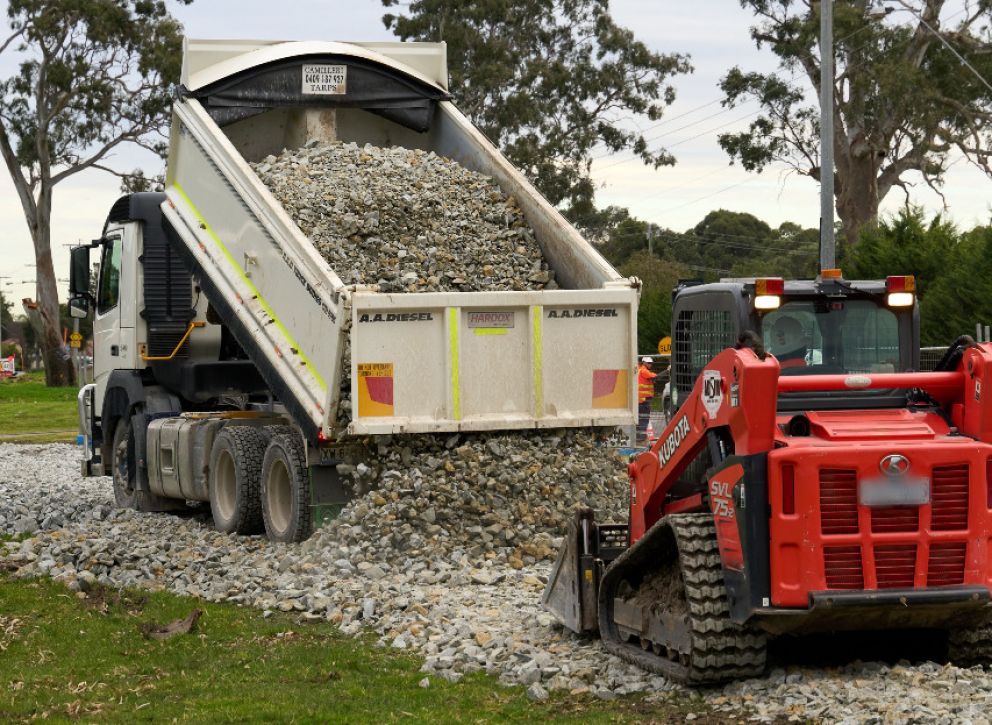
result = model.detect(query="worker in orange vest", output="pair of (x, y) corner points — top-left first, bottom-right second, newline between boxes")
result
(637, 356), (657, 442)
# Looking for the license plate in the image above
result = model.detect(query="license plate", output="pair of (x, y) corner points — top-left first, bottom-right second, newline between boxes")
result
(859, 476), (930, 506)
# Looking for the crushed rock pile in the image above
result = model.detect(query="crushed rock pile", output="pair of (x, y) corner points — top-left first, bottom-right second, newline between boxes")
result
(2, 444), (677, 702)
(251, 141), (557, 293)
(9, 445), (992, 719)
(324, 428), (629, 566)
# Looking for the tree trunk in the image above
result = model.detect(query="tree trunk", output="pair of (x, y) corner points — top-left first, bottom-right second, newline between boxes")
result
(834, 152), (881, 252)
(32, 191), (74, 387)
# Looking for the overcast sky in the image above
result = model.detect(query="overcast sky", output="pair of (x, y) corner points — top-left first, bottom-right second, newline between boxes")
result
(1, 1), (989, 303)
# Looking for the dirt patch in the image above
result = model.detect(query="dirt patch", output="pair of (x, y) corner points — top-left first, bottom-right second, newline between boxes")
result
(77, 584), (148, 616)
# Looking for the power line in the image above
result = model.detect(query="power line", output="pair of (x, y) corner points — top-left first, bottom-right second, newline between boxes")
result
(594, 110), (761, 172)
(583, 5), (973, 229)
(591, 15), (889, 171)
(592, 8), (965, 180)
(654, 177), (762, 216)
(580, 222), (819, 255)
(890, 0), (992, 96)
(587, 99), (725, 156)
(589, 104), (748, 161)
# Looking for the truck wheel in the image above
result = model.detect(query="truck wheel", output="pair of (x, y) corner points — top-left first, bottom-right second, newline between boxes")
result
(261, 432), (312, 543)
(111, 414), (179, 513)
(208, 426), (267, 535)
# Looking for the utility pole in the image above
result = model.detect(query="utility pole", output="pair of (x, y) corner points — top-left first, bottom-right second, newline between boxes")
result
(647, 223), (654, 256)
(819, 0), (835, 270)
(0, 275), (9, 353)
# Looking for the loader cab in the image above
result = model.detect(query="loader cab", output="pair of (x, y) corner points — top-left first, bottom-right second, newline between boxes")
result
(669, 274), (920, 415)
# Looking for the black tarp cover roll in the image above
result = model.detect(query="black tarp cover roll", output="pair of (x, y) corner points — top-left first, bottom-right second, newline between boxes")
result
(188, 54), (450, 132)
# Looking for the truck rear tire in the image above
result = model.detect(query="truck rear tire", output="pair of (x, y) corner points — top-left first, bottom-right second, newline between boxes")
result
(208, 426), (267, 535)
(261, 432), (312, 543)
(112, 414), (181, 513)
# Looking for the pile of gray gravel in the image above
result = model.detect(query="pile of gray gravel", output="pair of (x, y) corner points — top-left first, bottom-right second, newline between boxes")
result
(8, 444), (992, 720)
(325, 429), (628, 566)
(0, 444), (672, 702)
(251, 141), (557, 293)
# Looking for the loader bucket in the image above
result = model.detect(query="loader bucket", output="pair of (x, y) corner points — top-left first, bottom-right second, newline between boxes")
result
(542, 508), (601, 633)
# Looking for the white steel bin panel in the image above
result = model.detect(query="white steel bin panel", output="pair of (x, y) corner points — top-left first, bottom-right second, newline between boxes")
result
(459, 306), (530, 419)
(350, 290), (636, 434)
(540, 302), (634, 425)
(350, 304), (448, 424)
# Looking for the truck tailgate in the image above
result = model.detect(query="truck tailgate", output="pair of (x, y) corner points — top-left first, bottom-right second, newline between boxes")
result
(349, 288), (637, 434)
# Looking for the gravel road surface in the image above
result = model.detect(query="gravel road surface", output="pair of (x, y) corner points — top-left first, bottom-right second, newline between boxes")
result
(4, 443), (992, 723)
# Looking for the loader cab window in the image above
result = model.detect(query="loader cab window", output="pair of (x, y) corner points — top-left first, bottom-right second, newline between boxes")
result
(673, 307), (735, 402)
(762, 299), (902, 375)
(96, 235), (122, 314)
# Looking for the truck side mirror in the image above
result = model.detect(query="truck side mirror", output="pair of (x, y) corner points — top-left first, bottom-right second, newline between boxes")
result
(69, 245), (91, 296)
(69, 296), (89, 319)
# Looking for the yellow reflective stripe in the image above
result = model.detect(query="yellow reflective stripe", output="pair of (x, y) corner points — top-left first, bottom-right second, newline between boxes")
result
(449, 308), (461, 420)
(170, 184), (327, 391)
(473, 327), (508, 336)
(532, 306), (543, 418)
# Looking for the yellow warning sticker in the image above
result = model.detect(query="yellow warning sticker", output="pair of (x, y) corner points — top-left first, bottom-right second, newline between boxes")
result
(357, 363), (394, 417)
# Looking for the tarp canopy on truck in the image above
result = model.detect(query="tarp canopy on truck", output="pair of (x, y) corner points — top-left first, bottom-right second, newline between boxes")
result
(185, 41), (451, 132)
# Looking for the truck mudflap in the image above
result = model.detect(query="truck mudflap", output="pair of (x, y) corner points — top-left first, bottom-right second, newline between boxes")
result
(541, 508), (627, 634)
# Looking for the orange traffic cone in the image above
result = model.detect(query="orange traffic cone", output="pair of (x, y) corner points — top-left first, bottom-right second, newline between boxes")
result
(646, 420), (656, 442)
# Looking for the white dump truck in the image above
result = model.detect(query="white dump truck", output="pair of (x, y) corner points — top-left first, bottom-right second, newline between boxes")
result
(70, 39), (638, 542)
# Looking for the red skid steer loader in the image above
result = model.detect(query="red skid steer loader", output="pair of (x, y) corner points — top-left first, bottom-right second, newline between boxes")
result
(544, 272), (992, 684)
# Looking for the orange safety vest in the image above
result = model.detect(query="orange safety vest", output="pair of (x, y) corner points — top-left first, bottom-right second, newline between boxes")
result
(638, 364), (657, 403)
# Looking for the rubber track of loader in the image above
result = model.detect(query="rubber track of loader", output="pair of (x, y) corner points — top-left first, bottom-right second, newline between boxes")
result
(947, 619), (992, 667)
(603, 513), (767, 685)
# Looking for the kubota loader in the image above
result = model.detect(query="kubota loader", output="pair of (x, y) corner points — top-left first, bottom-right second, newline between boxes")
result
(544, 271), (992, 684)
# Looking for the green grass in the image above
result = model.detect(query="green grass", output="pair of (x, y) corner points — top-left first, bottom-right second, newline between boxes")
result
(0, 575), (712, 723)
(0, 372), (78, 442)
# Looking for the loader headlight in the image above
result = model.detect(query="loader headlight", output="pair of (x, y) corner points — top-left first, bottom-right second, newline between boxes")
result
(886, 292), (914, 307)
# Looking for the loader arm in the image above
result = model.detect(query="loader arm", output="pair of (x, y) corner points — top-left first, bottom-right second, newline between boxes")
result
(627, 346), (780, 543)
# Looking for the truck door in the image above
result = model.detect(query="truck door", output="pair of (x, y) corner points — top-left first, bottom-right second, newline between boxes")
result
(93, 232), (124, 400)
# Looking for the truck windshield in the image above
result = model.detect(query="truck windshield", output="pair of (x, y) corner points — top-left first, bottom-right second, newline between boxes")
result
(761, 299), (903, 375)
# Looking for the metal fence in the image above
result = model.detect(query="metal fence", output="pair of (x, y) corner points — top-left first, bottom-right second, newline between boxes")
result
(919, 347), (946, 372)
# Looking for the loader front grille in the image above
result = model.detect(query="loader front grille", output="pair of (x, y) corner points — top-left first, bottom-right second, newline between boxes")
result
(815, 465), (970, 591)
(819, 469), (859, 535)
(870, 506), (919, 533)
(823, 546), (864, 589)
(927, 542), (968, 586)
(874, 544), (917, 588)
(931, 464), (970, 531)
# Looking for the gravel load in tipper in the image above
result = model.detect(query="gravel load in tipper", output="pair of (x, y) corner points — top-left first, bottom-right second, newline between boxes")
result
(251, 141), (557, 293)
(9, 444), (992, 720)
(252, 140), (558, 424)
